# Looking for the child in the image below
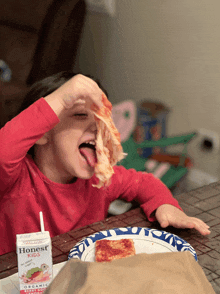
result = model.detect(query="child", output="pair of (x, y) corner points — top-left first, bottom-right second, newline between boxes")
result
(0, 72), (210, 255)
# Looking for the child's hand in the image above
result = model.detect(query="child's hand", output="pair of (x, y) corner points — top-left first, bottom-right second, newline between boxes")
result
(155, 204), (211, 236)
(44, 74), (103, 117)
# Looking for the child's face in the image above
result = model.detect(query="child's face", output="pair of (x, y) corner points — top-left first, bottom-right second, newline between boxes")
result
(36, 103), (97, 183)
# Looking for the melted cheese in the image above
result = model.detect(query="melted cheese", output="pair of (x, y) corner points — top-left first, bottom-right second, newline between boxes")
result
(90, 93), (126, 188)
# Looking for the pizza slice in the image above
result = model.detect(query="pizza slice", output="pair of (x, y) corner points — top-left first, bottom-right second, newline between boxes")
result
(90, 93), (126, 188)
(95, 239), (136, 262)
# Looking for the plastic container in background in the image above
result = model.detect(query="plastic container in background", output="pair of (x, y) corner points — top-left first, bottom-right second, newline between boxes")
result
(16, 231), (53, 294)
(0, 60), (11, 82)
(133, 101), (169, 158)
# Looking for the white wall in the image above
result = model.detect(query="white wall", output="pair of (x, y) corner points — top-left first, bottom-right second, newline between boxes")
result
(74, 0), (220, 179)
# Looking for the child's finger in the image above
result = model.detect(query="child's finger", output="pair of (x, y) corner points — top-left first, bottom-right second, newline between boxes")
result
(160, 220), (169, 228)
(183, 219), (210, 235)
(56, 74), (103, 110)
(76, 75), (104, 109)
(193, 221), (211, 235)
(156, 213), (170, 228)
(88, 93), (103, 109)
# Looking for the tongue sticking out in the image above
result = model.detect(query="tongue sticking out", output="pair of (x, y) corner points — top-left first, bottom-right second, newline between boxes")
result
(79, 147), (97, 167)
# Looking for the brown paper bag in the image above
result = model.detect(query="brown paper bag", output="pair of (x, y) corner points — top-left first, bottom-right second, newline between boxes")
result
(44, 252), (215, 294)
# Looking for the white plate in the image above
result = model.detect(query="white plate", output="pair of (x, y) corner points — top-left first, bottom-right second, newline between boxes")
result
(68, 227), (197, 262)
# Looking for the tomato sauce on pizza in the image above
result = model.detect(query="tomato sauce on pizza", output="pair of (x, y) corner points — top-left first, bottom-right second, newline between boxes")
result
(95, 239), (136, 262)
(90, 93), (126, 188)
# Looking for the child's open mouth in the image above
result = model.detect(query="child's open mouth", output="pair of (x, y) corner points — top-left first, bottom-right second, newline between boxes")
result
(79, 140), (97, 167)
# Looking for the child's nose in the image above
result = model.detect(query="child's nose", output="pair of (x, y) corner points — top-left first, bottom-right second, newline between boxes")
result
(88, 122), (97, 133)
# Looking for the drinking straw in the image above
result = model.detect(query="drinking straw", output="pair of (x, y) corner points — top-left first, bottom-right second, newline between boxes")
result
(39, 211), (45, 233)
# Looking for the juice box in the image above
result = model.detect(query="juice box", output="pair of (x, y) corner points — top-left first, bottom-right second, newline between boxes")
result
(133, 101), (169, 158)
(16, 231), (53, 294)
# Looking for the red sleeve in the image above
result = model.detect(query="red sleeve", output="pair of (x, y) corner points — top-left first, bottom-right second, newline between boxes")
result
(0, 98), (59, 193)
(108, 166), (183, 221)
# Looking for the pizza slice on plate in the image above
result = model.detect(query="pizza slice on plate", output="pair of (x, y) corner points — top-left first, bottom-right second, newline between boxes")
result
(95, 239), (136, 262)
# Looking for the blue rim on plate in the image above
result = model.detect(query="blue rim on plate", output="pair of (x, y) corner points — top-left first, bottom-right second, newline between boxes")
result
(68, 227), (197, 262)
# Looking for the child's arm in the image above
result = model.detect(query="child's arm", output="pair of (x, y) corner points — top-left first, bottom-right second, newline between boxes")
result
(108, 166), (210, 236)
(0, 74), (102, 193)
(108, 166), (180, 218)
(0, 99), (59, 193)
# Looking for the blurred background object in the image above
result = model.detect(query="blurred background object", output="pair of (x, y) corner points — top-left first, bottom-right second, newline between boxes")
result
(0, 60), (12, 82)
(73, 1), (220, 183)
(0, 0), (86, 127)
(108, 99), (196, 215)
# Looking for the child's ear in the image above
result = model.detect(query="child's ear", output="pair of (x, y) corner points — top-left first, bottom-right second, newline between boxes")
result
(35, 133), (49, 145)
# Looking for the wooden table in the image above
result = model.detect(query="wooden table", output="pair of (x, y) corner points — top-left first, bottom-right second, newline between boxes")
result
(1, 181), (220, 293)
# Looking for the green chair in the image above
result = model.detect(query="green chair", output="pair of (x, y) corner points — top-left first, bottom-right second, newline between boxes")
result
(109, 100), (196, 215)
(118, 132), (197, 189)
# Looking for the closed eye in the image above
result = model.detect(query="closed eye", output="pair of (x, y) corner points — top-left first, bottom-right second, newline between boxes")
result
(74, 113), (88, 116)
(73, 113), (88, 120)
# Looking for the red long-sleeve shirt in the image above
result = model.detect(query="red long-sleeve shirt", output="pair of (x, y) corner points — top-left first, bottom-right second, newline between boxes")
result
(0, 98), (182, 255)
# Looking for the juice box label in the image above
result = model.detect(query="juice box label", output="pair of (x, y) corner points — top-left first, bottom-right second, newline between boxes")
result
(16, 231), (53, 294)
